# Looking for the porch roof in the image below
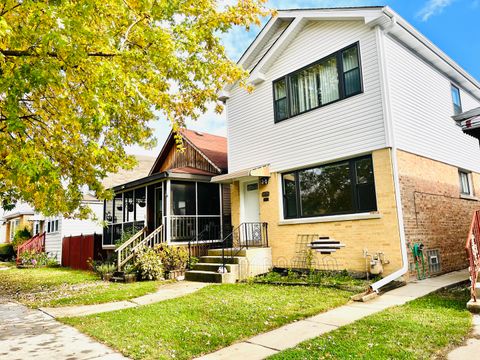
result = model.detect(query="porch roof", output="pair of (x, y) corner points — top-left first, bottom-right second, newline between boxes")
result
(453, 107), (480, 138)
(211, 165), (270, 184)
(111, 169), (216, 193)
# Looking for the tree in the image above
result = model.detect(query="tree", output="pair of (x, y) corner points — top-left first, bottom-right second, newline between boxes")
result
(0, 0), (270, 217)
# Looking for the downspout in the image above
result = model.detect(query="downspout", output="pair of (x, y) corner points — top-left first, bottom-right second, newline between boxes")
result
(370, 17), (409, 293)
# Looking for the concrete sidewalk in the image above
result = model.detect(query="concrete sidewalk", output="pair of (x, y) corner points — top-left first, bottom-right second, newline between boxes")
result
(197, 269), (469, 360)
(41, 281), (209, 318)
(0, 299), (128, 360)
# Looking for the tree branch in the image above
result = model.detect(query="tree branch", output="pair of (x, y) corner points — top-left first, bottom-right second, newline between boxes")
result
(0, 49), (116, 57)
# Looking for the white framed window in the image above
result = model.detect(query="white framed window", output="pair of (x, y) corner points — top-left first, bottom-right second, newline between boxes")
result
(459, 170), (473, 196)
(47, 219), (59, 233)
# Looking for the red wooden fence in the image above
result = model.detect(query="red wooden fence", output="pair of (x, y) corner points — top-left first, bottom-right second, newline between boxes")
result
(62, 234), (103, 270)
(466, 210), (480, 301)
(16, 232), (46, 265)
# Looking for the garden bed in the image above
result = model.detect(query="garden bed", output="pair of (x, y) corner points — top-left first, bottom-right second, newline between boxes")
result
(253, 269), (375, 293)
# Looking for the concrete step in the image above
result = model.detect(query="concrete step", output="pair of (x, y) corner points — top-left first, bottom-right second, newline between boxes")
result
(199, 255), (243, 264)
(208, 248), (247, 257)
(192, 262), (237, 273)
(185, 270), (236, 284)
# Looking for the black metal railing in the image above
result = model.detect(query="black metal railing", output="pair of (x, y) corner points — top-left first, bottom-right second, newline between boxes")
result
(187, 222), (268, 271)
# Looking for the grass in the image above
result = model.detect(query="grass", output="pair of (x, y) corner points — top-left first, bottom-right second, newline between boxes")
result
(62, 283), (353, 360)
(269, 286), (472, 360)
(0, 266), (164, 308)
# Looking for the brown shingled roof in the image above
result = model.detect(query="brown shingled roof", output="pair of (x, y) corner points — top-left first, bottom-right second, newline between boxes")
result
(180, 129), (228, 172)
(102, 155), (156, 189)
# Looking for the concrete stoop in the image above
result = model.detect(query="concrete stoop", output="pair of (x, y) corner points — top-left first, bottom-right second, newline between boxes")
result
(185, 247), (273, 284)
(185, 250), (245, 284)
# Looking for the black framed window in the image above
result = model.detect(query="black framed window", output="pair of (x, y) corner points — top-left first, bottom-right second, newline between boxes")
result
(273, 43), (362, 122)
(451, 84), (462, 115)
(282, 155), (376, 219)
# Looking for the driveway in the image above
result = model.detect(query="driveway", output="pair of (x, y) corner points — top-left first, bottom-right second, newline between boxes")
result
(0, 298), (128, 360)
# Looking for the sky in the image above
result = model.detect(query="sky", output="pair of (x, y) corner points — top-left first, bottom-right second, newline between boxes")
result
(127, 0), (480, 156)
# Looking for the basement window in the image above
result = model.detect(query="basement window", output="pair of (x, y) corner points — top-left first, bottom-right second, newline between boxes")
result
(459, 170), (473, 196)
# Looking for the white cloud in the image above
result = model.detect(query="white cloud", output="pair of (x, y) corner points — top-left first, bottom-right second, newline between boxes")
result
(417, 0), (454, 21)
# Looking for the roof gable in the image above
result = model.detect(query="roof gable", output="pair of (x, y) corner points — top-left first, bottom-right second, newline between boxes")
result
(221, 6), (480, 102)
(149, 129), (228, 176)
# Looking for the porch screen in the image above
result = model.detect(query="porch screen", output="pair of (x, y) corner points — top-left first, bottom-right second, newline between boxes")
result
(171, 181), (196, 215)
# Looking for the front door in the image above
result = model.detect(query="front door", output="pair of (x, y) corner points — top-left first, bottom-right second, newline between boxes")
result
(241, 181), (261, 245)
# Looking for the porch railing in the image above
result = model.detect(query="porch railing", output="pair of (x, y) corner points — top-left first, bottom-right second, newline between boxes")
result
(16, 232), (46, 265)
(168, 215), (222, 242)
(466, 210), (480, 301)
(115, 224), (165, 271)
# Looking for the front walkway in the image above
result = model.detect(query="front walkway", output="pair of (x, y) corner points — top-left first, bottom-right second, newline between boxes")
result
(41, 281), (209, 318)
(198, 269), (469, 360)
(0, 299), (128, 360)
(448, 314), (480, 359)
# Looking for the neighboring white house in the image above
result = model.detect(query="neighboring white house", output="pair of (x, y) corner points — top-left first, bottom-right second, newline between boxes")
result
(44, 194), (104, 263)
(214, 6), (480, 290)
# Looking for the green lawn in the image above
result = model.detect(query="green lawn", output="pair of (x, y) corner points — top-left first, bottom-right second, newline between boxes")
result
(0, 266), (164, 308)
(62, 283), (353, 360)
(269, 286), (472, 360)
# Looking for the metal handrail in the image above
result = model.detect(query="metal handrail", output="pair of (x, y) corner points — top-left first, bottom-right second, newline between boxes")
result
(16, 232), (46, 265)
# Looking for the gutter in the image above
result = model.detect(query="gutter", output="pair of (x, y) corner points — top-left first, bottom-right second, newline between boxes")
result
(370, 18), (409, 293)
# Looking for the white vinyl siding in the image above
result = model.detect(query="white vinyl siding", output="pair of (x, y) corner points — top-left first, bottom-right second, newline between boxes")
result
(44, 202), (103, 264)
(384, 35), (480, 173)
(227, 20), (385, 173)
(45, 217), (62, 263)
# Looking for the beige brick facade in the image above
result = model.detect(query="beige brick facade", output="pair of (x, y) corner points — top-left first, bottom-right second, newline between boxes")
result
(397, 150), (480, 277)
(230, 148), (403, 276)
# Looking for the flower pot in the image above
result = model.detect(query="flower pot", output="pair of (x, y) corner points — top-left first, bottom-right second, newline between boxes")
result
(166, 269), (185, 280)
(124, 274), (137, 283)
(102, 273), (113, 282)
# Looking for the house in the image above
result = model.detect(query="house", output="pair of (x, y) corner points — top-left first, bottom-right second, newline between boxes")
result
(2, 203), (38, 243)
(43, 193), (104, 263)
(105, 129), (232, 271)
(212, 6), (480, 290)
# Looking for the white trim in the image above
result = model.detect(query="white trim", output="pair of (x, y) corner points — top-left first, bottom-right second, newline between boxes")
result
(460, 194), (479, 201)
(370, 25), (409, 293)
(279, 212), (381, 225)
(166, 180), (171, 244)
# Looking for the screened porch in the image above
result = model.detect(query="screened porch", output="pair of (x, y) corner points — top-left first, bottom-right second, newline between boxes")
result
(103, 177), (230, 248)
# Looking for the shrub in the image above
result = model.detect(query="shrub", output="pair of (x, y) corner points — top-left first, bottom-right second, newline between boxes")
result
(11, 227), (32, 250)
(155, 245), (188, 272)
(115, 229), (137, 249)
(0, 243), (14, 261)
(19, 250), (48, 267)
(88, 260), (116, 278)
(134, 247), (163, 280)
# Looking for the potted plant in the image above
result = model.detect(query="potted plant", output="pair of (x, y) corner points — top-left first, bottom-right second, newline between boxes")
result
(96, 263), (116, 281)
(123, 264), (137, 283)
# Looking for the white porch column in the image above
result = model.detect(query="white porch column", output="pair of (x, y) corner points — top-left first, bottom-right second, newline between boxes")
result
(166, 179), (171, 244)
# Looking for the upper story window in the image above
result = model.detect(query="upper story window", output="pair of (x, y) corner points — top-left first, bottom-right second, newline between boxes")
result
(451, 84), (462, 115)
(282, 155), (376, 219)
(459, 170), (472, 196)
(47, 219), (59, 233)
(273, 43), (362, 123)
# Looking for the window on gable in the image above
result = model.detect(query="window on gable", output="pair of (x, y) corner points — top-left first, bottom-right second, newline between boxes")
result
(451, 85), (462, 115)
(282, 155), (376, 219)
(459, 170), (472, 196)
(273, 43), (362, 122)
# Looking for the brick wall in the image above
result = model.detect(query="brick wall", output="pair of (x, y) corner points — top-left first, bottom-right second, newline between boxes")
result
(230, 148), (403, 276)
(397, 150), (480, 277)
